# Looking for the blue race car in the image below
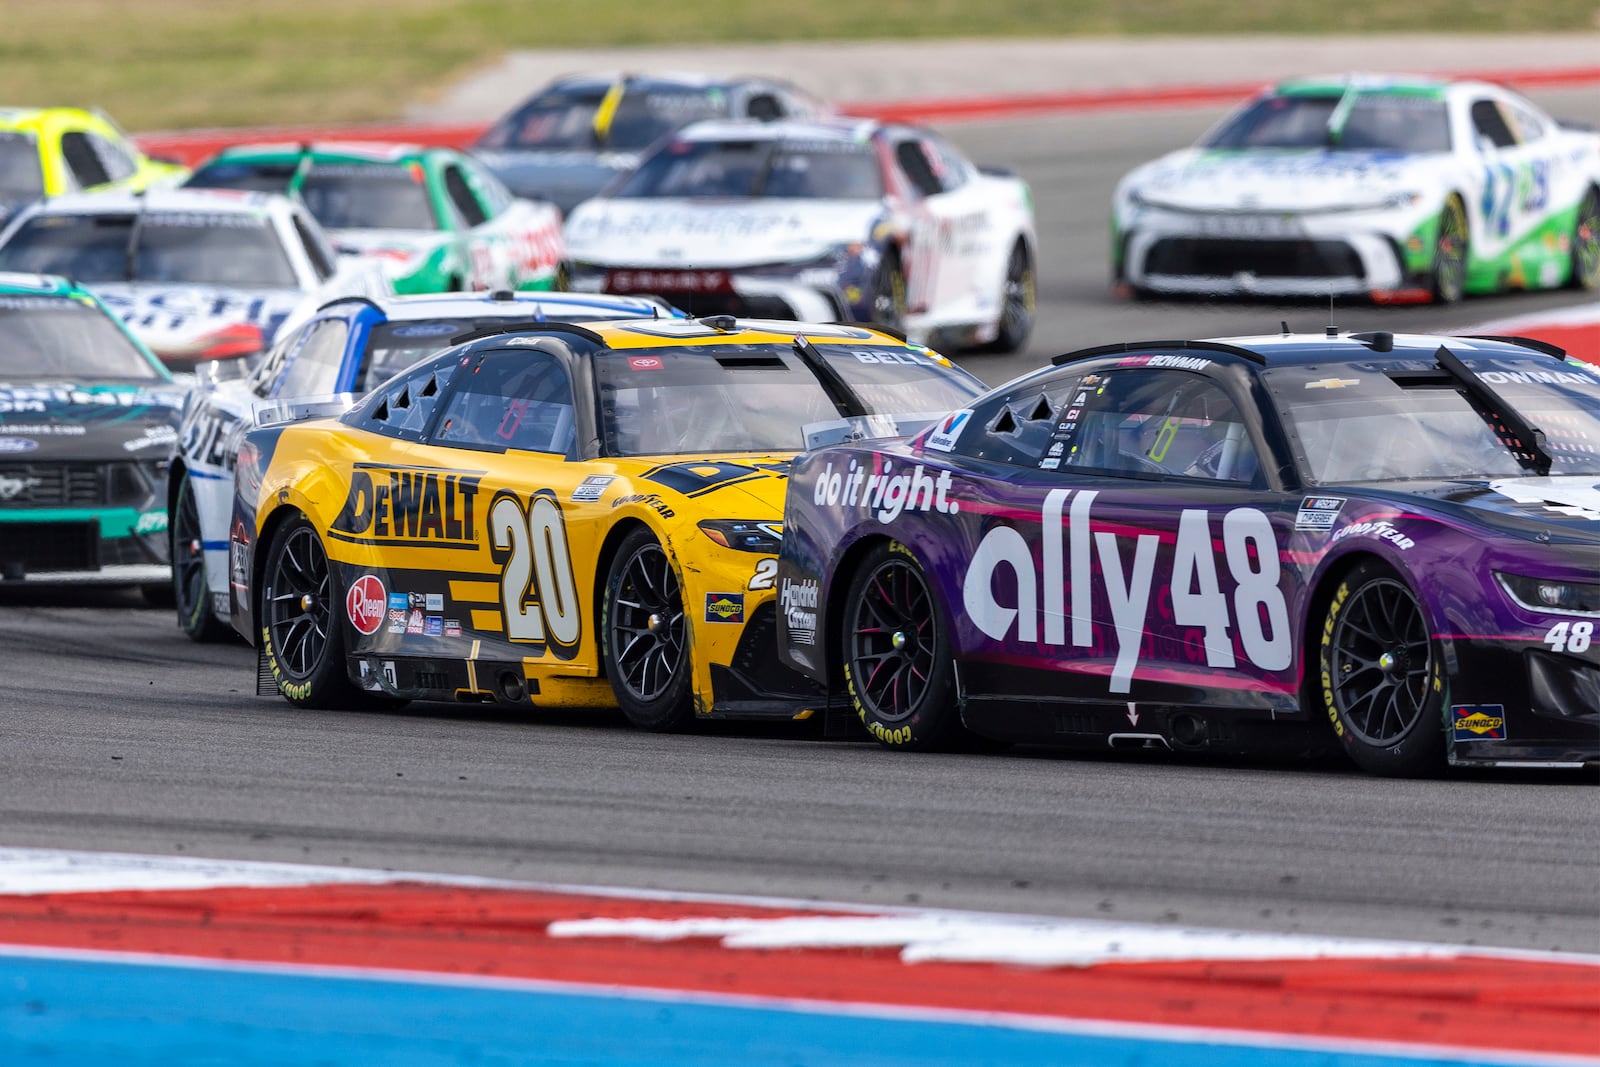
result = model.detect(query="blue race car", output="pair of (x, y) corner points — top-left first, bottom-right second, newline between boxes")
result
(777, 330), (1600, 775)
(168, 289), (681, 640)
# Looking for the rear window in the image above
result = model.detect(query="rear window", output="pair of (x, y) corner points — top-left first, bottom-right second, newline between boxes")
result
(298, 164), (438, 231)
(479, 85), (730, 152)
(0, 294), (160, 379)
(0, 211), (297, 287)
(615, 139), (882, 200)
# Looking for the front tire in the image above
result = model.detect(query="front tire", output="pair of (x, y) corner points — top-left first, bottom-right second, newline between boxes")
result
(986, 240), (1035, 353)
(1430, 197), (1468, 304)
(171, 470), (232, 642)
(1317, 559), (1446, 777)
(1569, 186), (1600, 291)
(841, 542), (960, 750)
(259, 515), (367, 709)
(602, 527), (692, 731)
(870, 254), (906, 332)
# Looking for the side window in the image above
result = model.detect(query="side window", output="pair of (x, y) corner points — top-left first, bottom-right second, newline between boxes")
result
(1470, 100), (1519, 150)
(894, 138), (943, 197)
(60, 132), (110, 188)
(88, 133), (137, 183)
(249, 321), (312, 398)
(292, 212), (337, 281)
(925, 135), (971, 191)
(434, 346), (575, 456)
(1506, 102), (1547, 143)
(745, 92), (782, 122)
(273, 319), (350, 398)
(356, 358), (459, 440)
(464, 159), (513, 216)
(443, 165), (489, 227)
(1059, 368), (1259, 483)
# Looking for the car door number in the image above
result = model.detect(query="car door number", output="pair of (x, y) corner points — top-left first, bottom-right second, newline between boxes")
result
(490, 489), (581, 655)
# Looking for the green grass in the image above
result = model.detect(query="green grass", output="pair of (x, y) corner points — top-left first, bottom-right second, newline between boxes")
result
(3, 0), (1594, 130)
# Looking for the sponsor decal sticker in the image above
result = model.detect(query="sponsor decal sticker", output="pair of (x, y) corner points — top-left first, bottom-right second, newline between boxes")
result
(388, 593), (407, 611)
(388, 609), (406, 625)
(627, 355), (664, 371)
(134, 511), (168, 535)
(571, 474), (615, 502)
(924, 409), (972, 453)
(1331, 518), (1415, 550)
(406, 610), (424, 635)
(781, 578), (818, 645)
(392, 322), (462, 338)
(1306, 377), (1360, 390)
(122, 425), (179, 453)
(0, 436), (39, 453)
(1295, 495), (1346, 532)
(425, 593), (444, 613)
(813, 458), (959, 522)
(330, 464), (483, 549)
(704, 593), (745, 624)
(424, 616), (443, 637)
(346, 575), (386, 635)
(1452, 703), (1507, 741)
(443, 618), (462, 637)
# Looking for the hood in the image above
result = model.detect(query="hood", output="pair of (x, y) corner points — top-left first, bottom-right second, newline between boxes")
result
(474, 149), (640, 215)
(1126, 148), (1440, 212)
(93, 283), (306, 355)
(565, 199), (884, 269)
(607, 453), (791, 517)
(0, 380), (185, 462)
(1469, 476), (1600, 529)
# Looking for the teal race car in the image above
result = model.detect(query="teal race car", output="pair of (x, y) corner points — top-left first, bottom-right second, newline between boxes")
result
(1112, 75), (1600, 303)
(186, 142), (565, 296)
(0, 272), (184, 593)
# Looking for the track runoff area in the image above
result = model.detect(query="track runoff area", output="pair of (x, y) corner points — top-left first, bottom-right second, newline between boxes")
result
(1, 848), (1596, 1067)
(26, 65), (1600, 1067)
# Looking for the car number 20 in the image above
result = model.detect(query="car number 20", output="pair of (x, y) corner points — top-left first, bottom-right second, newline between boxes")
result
(490, 489), (581, 657)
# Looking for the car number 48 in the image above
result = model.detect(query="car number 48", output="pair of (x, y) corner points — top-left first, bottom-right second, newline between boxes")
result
(1545, 620), (1593, 654)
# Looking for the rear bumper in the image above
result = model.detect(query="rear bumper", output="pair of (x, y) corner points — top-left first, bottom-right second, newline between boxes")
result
(0, 509), (169, 583)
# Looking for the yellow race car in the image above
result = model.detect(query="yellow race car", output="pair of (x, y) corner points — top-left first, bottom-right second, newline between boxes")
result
(227, 316), (985, 729)
(0, 107), (185, 220)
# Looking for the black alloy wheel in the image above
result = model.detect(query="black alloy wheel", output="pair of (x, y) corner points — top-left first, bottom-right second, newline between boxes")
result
(1570, 186), (1600, 291)
(1319, 560), (1445, 776)
(260, 516), (372, 709)
(172, 471), (232, 642)
(1431, 197), (1468, 304)
(603, 527), (692, 730)
(842, 543), (959, 749)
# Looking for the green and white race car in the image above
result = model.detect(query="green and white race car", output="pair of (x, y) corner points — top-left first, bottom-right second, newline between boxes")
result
(1111, 75), (1600, 303)
(187, 142), (565, 295)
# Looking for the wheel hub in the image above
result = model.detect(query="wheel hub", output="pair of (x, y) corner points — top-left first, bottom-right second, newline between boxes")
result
(891, 630), (907, 651)
(300, 593), (313, 612)
(647, 613), (663, 633)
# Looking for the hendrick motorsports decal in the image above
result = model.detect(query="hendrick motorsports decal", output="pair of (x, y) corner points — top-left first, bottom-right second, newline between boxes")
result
(781, 578), (818, 646)
(1451, 703), (1507, 741)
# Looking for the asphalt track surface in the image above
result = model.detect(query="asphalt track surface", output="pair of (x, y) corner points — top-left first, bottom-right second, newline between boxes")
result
(3, 92), (1598, 955)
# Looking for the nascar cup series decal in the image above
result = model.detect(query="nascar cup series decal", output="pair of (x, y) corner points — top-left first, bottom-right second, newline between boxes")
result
(963, 489), (1291, 693)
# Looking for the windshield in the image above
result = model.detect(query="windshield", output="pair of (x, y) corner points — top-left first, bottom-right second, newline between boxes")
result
(0, 211), (298, 287)
(478, 86), (729, 152)
(596, 341), (981, 456)
(299, 166), (437, 230)
(186, 160), (296, 194)
(0, 132), (43, 203)
(1269, 358), (1600, 484)
(0, 295), (160, 380)
(1203, 91), (1452, 152)
(615, 139), (883, 200)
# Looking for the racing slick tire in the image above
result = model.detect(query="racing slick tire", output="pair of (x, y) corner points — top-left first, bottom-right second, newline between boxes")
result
(171, 470), (232, 643)
(841, 541), (962, 751)
(1429, 197), (1468, 304)
(871, 254), (907, 333)
(260, 514), (398, 710)
(985, 240), (1036, 354)
(602, 526), (693, 731)
(1317, 558), (1446, 777)
(1569, 186), (1600, 291)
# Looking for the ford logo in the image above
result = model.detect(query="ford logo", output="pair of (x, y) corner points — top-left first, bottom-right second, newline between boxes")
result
(0, 436), (39, 453)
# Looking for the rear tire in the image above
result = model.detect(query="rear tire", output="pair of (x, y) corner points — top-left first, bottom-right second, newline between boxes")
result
(1317, 559), (1446, 777)
(1569, 186), (1600, 291)
(841, 542), (961, 750)
(259, 515), (373, 709)
(602, 527), (693, 731)
(1430, 197), (1468, 304)
(171, 470), (232, 643)
(985, 240), (1035, 353)
(870, 254), (906, 333)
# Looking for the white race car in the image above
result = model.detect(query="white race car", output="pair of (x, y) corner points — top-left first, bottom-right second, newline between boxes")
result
(0, 188), (389, 370)
(1112, 75), (1600, 303)
(564, 117), (1039, 351)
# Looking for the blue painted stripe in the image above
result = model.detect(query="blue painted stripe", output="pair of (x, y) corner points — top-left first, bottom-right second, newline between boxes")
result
(201, 540), (229, 551)
(0, 952), (1547, 1067)
(186, 467), (230, 480)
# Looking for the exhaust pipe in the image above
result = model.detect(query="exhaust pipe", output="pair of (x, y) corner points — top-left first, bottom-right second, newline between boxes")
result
(1169, 711), (1208, 748)
(497, 671), (526, 704)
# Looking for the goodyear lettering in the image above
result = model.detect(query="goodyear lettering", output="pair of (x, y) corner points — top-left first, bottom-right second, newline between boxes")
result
(1330, 519), (1415, 551)
(331, 464), (481, 548)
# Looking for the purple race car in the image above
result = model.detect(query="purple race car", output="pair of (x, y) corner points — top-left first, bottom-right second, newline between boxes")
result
(776, 331), (1600, 775)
